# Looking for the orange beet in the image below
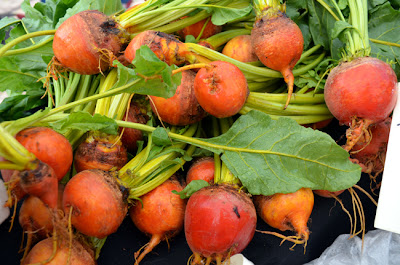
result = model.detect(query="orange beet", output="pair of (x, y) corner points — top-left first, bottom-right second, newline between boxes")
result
(62, 169), (128, 238)
(129, 178), (186, 264)
(222, 35), (258, 63)
(150, 70), (207, 126)
(324, 57), (397, 127)
(16, 127), (73, 181)
(53, 10), (123, 75)
(178, 17), (222, 39)
(120, 100), (149, 154)
(194, 61), (249, 118)
(124, 30), (192, 66)
(22, 237), (95, 265)
(19, 160), (58, 209)
(350, 117), (391, 176)
(324, 57), (397, 152)
(253, 188), (314, 241)
(251, 8), (304, 108)
(186, 157), (215, 185)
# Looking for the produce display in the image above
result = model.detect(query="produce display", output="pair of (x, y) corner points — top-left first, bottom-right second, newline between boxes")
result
(0, 0), (399, 264)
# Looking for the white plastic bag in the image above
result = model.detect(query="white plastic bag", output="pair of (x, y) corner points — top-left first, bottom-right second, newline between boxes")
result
(222, 254), (254, 265)
(305, 229), (400, 265)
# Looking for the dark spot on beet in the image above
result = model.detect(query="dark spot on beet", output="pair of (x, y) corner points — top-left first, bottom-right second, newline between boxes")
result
(233, 206), (240, 218)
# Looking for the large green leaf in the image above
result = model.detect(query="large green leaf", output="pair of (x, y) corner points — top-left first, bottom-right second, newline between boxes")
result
(0, 90), (46, 121)
(201, 110), (361, 196)
(113, 46), (181, 98)
(368, 2), (400, 77)
(209, 2), (253, 26)
(0, 41), (52, 93)
(49, 111), (119, 135)
(57, 0), (124, 27)
(286, 0), (313, 50)
(307, 1), (336, 49)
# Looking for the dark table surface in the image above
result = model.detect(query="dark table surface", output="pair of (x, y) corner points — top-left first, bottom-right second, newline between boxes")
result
(0, 119), (379, 265)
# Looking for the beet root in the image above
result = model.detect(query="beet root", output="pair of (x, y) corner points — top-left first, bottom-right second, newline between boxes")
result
(53, 10), (124, 75)
(185, 184), (257, 264)
(254, 188), (314, 243)
(15, 127), (73, 181)
(324, 57), (397, 151)
(62, 169), (128, 239)
(120, 100), (149, 154)
(19, 160), (59, 209)
(186, 156), (215, 185)
(222, 35), (258, 63)
(350, 117), (391, 186)
(129, 178), (186, 264)
(251, 8), (304, 108)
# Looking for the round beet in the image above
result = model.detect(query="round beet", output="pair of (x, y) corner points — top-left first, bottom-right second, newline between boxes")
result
(15, 127), (73, 181)
(62, 169), (128, 239)
(19, 160), (58, 209)
(324, 57), (397, 151)
(253, 188), (314, 242)
(324, 57), (397, 126)
(124, 30), (191, 66)
(22, 237), (95, 265)
(177, 17), (222, 39)
(351, 117), (391, 176)
(185, 184), (257, 264)
(186, 157), (215, 185)
(194, 61), (249, 118)
(222, 35), (258, 63)
(53, 10), (124, 75)
(150, 70), (207, 126)
(129, 178), (186, 264)
(251, 8), (304, 108)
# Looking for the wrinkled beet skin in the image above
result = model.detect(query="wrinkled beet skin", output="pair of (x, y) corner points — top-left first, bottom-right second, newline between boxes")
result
(74, 137), (128, 173)
(124, 30), (188, 66)
(150, 70), (207, 126)
(19, 160), (58, 209)
(324, 57), (398, 126)
(53, 10), (123, 75)
(251, 11), (303, 72)
(185, 185), (257, 258)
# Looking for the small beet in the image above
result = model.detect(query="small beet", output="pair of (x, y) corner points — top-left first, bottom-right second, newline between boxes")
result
(254, 188), (314, 242)
(129, 178), (186, 264)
